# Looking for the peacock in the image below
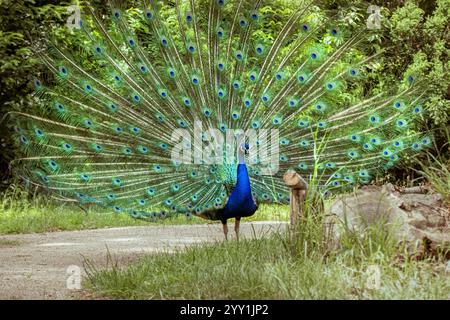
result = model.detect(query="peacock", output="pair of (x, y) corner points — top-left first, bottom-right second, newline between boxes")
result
(9, 0), (432, 240)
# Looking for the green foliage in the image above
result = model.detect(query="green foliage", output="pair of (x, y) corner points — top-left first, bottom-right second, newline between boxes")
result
(0, 0), (76, 188)
(390, 1), (424, 35)
(387, 0), (449, 127)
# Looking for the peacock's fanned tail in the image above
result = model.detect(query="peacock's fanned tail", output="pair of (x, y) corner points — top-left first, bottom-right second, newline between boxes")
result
(10, 0), (431, 220)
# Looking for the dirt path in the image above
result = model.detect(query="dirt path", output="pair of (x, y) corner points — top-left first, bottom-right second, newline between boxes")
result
(0, 222), (286, 300)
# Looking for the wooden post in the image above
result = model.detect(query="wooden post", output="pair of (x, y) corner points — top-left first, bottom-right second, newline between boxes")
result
(283, 170), (308, 226)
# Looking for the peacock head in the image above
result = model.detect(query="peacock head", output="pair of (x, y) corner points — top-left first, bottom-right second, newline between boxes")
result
(239, 142), (250, 156)
(236, 133), (250, 156)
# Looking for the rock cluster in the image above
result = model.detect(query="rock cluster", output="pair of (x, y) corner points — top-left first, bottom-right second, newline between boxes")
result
(326, 184), (450, 258)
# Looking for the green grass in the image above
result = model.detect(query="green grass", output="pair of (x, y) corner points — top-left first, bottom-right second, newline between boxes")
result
(0, 185), (288, 234)
(85, 191), (449, 300)
(416, 153), (450, 205)
(85, 229), (449, 300)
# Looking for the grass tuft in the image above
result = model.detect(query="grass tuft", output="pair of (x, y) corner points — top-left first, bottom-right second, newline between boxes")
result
(85, 231), (449, 299)
(416, 153), (450, 205)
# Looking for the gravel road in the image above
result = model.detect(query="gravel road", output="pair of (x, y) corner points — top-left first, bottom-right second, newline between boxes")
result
(0, 222), (286, 300)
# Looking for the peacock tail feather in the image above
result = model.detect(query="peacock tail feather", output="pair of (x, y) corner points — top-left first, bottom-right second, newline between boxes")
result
(9, 0), (432, 220)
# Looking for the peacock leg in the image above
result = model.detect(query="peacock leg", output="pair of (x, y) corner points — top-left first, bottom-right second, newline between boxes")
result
(234, 217), (241, 241)
(222, 222), (228, 240)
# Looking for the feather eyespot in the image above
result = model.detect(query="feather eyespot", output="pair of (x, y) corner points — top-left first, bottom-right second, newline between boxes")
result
(59, 66), (68, 75)
(239, 18), (247, 27)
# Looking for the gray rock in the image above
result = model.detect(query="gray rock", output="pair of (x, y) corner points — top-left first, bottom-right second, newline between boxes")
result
(325, 184), (450, 258)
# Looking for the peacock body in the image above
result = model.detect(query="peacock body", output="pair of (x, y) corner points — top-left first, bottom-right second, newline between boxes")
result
(10, 0), (431, 224)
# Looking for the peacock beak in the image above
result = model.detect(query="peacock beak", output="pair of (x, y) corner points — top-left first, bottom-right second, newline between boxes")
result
(239, 143), (250, 156)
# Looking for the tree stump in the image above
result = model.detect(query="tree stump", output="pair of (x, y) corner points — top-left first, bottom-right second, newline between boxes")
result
(283, 170), (308, 226)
